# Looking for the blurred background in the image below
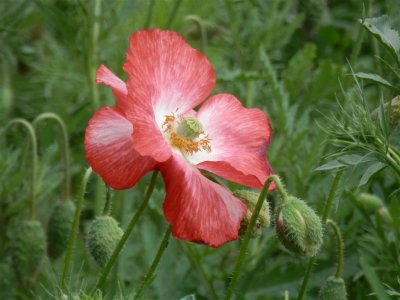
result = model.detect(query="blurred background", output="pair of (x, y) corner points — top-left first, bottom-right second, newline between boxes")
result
(1, 0), (400, 299)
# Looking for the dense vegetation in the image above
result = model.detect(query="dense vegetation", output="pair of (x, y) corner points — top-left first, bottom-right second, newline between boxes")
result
(1, 0), (399, 299)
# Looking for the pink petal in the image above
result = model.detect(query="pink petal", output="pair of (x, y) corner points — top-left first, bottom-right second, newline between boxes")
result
(85, 106), (157, 189)
(96, 65), (129, 112)
(192, 94), (274, 189)
(160, 154), (247, 247)
(122, 29), (215, 162)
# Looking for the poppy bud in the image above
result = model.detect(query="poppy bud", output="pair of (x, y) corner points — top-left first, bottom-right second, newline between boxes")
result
(234, 190), (270, 238)
(47, 200), (75, 259)
(319, 276), (347, 300)
(11, 220), (46, 286)
(275, 197), (323, 257)
(357, 193), (383, 212)
(86, 216), (123, 267)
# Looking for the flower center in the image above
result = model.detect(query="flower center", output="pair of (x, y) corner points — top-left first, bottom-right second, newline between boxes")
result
(162, 114), (211, 155)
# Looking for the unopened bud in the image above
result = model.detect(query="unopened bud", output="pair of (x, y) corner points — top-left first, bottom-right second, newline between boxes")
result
(11, 220), (46, 287)
(275, 197), (323, 257)
(86, 216), (123, 267)
(319, 276), (347, 300)
(234, 190), (270, 238)
(47, 200), (75, 259)
(357, 193), (383, 212)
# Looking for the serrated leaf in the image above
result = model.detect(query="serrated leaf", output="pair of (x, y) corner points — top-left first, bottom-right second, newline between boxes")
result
(359, 162), (386, 186)
(315, 160), (346, 171)
(354, 72), (400, 93)
(337, 154), (376, 165)
(361, 15), (400, 65)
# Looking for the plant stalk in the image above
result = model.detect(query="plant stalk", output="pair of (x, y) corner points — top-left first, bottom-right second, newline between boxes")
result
(61, 167), (93, 290)
(224, 175), (283, 300)
(134, 225), (172, 299)
(33, 112), (71, 201)
(92, 171), (159, 295)
(6, 119), (38, 220)
(326, 219), (344, 278)
(297, 170), (343, 300)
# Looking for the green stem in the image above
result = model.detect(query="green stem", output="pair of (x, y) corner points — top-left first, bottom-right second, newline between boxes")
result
(297, 171), (343, 300)
(61, 167), (92, 290)
(89, 0), (101, 110)
(92, 171), (159, 295)
(103, 185), (112, 216)
(224, 175), (282, 300)
(5, 119), (38, 220)
(326, 219), (344, 278)
(143, 0), (155, 28)
(165, 0), (182, 29)
(180, 243), (219, 300)
(134, 225), (172, 300)
(33, 112), (71, 201)
(224, 0), (245, 68)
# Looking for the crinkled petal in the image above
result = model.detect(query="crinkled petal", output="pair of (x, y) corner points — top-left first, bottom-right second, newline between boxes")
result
(189, 94), (274, 189)
(123, 29), (215, 162)
(85, 106), (157, 189)
(160, 154), (246, 247)
(96, 65), (129, 112)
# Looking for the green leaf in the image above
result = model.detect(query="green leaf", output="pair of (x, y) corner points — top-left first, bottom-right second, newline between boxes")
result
(359, 162), (386, 186)
(315, 160), (346, 171)
(354, 72), (400, 93)
(359, 256), (391, 300)
(361, 15), (400, 65)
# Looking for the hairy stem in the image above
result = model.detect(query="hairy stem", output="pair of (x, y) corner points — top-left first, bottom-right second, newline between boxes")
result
(326, 219), (344, 278)
(92, 171), (159, 294)
(5, 119), (38, 220)
(297, 170), (343, 300)
(61, 167), (93, 290)
(225, 175), (282, 300)
(33, 112), (71, 201)
(134, 225), (172, 299)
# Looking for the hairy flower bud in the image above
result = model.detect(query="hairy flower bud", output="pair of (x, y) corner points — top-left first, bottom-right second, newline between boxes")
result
(11, 220), (46, 286)
(234, 190), (270, 238)
(47, 200), (75, 259)
(319, 276), (347, 300)
(86, 216), (123, 267)
(275, 197), (323, 257)
(357, 193), (383, 212)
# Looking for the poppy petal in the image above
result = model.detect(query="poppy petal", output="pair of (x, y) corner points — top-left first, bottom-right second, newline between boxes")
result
(160, 154), (246, 247)
(190, 94), (274, 189)
(96, 65), (129, 112)
(85, 106), (157, 189)
(123, 29), (215, 162)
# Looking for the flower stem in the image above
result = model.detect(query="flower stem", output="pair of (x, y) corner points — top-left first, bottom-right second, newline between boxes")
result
(61, 167), (93, 290)
(5, 119), (38, 220)
(134, 225), (172, 300)
(297, 170), (343, 300)
(326, 219), (344, 278)
(164, 0), (182, 29)
(92, 171), (159, 295)
(143, 0), (155, 28)
(180, 242), (219, 300)
(102, 184), (112, 216)
(224, 175), (281, 300)
(33, 112), (71, 201)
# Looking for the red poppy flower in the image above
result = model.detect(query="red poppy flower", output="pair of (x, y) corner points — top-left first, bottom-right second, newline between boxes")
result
(85, 29), (274, 247)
